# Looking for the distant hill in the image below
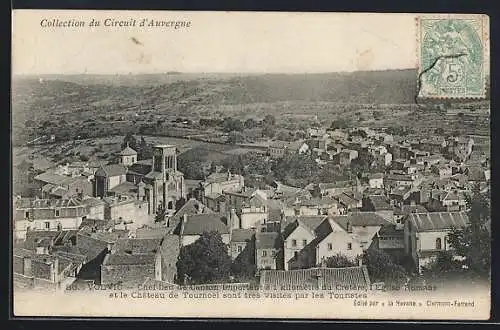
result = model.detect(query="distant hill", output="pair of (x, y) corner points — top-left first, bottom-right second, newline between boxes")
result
(12, 69), (420, 125)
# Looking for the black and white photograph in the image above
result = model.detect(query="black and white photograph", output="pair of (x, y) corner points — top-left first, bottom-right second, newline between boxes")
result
(11, 10), (491, 319)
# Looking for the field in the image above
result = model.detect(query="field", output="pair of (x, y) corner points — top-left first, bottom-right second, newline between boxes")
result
(13, 135), (263, 169)
(11, 70), (490, 168)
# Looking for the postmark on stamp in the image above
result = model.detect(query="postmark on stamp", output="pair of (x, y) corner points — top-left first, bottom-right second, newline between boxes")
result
(417, 15), (489, 99)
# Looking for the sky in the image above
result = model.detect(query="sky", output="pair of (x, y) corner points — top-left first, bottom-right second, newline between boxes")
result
(13, 10), (420, 75)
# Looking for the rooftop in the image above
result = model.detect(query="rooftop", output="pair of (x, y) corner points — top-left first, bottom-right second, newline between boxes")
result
(135, 227), (169, 239)
(332, 212), (392, 230)
(120, 145), (138, 156)
(408, 212), (469, 232)
(283, 216), (327, 238)
(231, 228), (255, 243)
(256, 232), (280, 249)
(95, 164), (127, 177)
(113, 238), (162, 254)
(169, 198), (214, 228)
(15, 197), (84, 209)
(34, 172), (68, 185)
(173, 214), (229, 236)
(259, 266), (371, 290)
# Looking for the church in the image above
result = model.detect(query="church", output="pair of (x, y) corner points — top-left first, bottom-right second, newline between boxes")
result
(94, 143), (186, 219)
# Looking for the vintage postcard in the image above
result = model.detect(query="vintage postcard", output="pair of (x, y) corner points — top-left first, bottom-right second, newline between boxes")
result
(11, 10), (491, 319)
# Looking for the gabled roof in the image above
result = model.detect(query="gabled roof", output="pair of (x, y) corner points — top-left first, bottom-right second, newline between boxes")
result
(298, 197), (338, 207)
(332, 212), (392, 230)
(95, 164), (127, 177)
(120, 145), (137, 156)
(335, 192), (360, 206)
(113, 238), (162, 254)
(318, 181), (355, 190)
(173, 214), (229, 236)
(231, 228), (255, 243)
(288, 140), (308, 152)
(259, 266), (371, 290)
(15, 197), (84, 209)
(394, 204), (428, 216)
(283, 216), (327, 238)
(169, 198), (214, 228)
(135, 227), (169, 239)
(256, 232), (280, 249)
(34, 172), (68, 185)
(365, 195), (392, 210)
(104, 253), (156, 265)
(408, 212), (469, 232)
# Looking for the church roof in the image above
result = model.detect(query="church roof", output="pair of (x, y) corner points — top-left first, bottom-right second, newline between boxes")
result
(407, 212), (469, 232)
(120, 145), (137, 156)
(95, 164), (127, 177)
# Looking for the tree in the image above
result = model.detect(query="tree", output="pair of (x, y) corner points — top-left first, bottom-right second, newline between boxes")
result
(227, 131), (245, 144)
(262, 124), (275, 138)
(447, 184), (491, 277)
(350, 129), (368, 138)
(223, 118), (244, 133)
(362, 249), (408, 287)
(244, 118), (257, 129)
(231, 236), (256, 282)
(263, 114), (276, 126)
(178, 160), (205, 180)
(139, 136), (153, 160)
(176, 231), (232, 285)
(273, 154), (319, 188)
(324, 254), (357, 268)
(421, 251), (461, 279)
(434, 127), (445, 135)
(121, 133), (138, 151)
(330, 119), (348, 130)
(209, 161), (218, 174)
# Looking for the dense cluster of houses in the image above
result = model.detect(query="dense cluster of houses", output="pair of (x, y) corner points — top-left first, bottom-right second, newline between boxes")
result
(12, 126), (489, 291)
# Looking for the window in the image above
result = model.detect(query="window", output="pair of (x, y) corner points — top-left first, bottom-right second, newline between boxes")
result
(347, 243), (352, 250)
(294, 251), (298, 258)
(262, 250), (267, 257)
(328, 243), (333, 250)
(435, 237), (442, 250)
(44, 222), (50, 229)
(302, 239), (307, 247)
(55, 209), (60, 217)
(24, 211), (30, 219)
(237, 246), (242, 253)
(292, 239), (297, 247)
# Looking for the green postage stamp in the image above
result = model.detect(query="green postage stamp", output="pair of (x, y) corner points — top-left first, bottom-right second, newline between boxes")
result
(417, 15), (489, 99)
